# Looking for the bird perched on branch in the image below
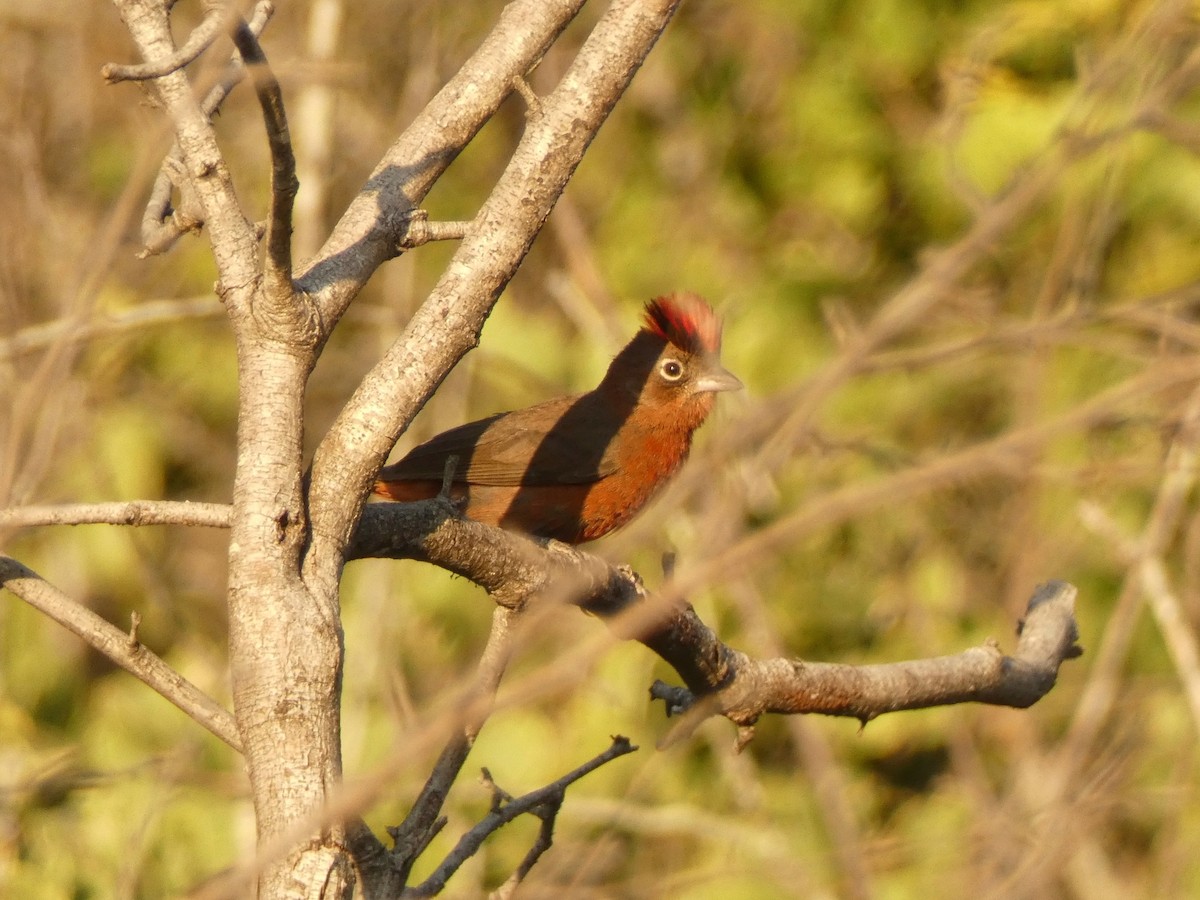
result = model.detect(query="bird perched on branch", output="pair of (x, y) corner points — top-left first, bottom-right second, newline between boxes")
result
(374, 292), (741, 544)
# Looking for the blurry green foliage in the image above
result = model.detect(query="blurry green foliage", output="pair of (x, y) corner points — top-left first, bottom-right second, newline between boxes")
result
(3, 0), (1200, 896)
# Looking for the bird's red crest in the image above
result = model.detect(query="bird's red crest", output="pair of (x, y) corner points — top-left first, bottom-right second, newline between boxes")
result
(642, 293), (722, 355)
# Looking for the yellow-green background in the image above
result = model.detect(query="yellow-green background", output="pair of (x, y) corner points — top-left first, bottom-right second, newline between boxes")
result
(3, 0), (1198, 897)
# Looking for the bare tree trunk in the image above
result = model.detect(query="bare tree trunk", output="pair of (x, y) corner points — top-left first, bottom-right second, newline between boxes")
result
(100, 1), (687, 894)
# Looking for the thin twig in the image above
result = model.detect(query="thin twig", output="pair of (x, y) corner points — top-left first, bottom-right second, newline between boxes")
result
(404, 737), (637, 898)
(0, 556), (242, 751)
(1055, 380), (1200, 788)
(439, 454), (460, 496)
(854, 282), (1200, 376)
(511, 75), (543, 118)
(135, 1), (276, 257)
(488, 803), (554, 900)
(1135, 555), (1200, 733)
(229, 13), (297, 296)
(397, 210), (473, 250)
(140, 156), (204, 256)
(102, 5), (230, 83)
(199, 2), (276, 121)
(0, 501), (233, 530)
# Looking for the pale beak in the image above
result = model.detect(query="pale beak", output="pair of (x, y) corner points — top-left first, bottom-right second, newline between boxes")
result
(695, 365), (743, 394)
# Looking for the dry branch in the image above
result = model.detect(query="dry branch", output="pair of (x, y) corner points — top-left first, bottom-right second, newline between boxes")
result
(111, 0), (264, 279)
(387, 607), (522, 886)
(403, 737), (637, 899)
(0, 500), (233, 530)
(102, 4), (229, 83)
(1066, 380), (1200, 764)
(0, 556), (241, 751)
(2, 492), (1080, 739)
(119, 1), (275, 258)
(348, 502), (1082, 738)
(0, 297), (221, 363)
(395, 211), (473, 250)
(655, 581), (1080, 749)
(229, 17), (297, 298)
(303, 0), (688, 599)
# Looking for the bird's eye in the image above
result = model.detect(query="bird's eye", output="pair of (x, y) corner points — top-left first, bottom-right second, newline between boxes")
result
(659, 359), (684, 381)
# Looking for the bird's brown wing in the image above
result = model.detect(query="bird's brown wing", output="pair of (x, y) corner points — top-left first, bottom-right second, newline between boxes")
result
(378, 394), (621, 487)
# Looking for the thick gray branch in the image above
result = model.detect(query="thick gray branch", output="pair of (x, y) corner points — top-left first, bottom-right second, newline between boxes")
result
(5, 493), (1080, 740)
(349, 504), (1082, 735)
(651, 581), (1081, 746)
(295, 0), (588, 332)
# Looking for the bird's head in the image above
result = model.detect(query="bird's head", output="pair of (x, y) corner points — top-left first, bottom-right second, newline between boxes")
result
(600, 292), (741, 426)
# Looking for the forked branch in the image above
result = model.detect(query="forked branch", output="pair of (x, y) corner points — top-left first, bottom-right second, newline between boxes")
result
(2, 492), (1079, 754)
(403, 736), (637, 898)
(302, 0), (688, 596)
(113, 1), (275, 257)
